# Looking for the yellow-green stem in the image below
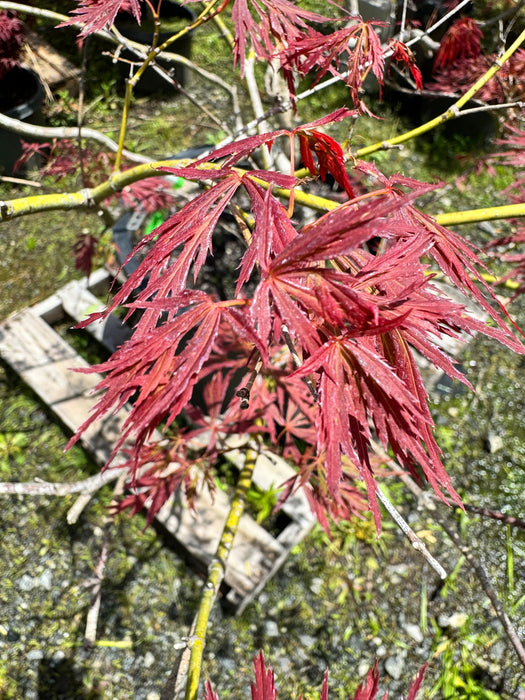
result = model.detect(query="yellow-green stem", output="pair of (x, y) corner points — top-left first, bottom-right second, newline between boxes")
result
(113, 0), (223, 169)
(184, 447), (258, 700)
(354, 27), (525, 157)
(437, 203), (525, 226)
(114, 81), (134, 172)
(2, 159), (525, 227)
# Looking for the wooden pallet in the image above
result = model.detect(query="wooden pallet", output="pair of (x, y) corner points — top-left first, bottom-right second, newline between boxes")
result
(0, 270), (315, 612)
(22, 30), (81, 94)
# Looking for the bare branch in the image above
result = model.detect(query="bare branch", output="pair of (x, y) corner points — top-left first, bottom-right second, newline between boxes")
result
(376, 486), (447, 579)
(84, 472), (127, 644)
(0, 468), (125, 496)
(400, 473), (525, 670)
(0, 112), (150, 164)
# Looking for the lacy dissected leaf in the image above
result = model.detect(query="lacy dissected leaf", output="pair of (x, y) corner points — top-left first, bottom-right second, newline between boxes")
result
(13, 141), (52, 174)
(236, 178), (299, 292)
(280, 20), (385, 107)
(428, 50), (525, 103)
(0, 10), (24, 78)
(204, 682), (220, 700)
(489, 125), (525, 195)
(272, 188), (428, 269)
(353, 662), (385, 700)
(59, 0), (141, 37)
(388, 39), (423, 90)
(297, 129), (354, 198)
(162, 131), (289, 174)
(67, 293), (258, 469)
(115, 439), (213, 526)
(265, 379), (317, 457)
(434, 17), (483, 71)
(356, 161), (525, 353)
(406, 664), (427, 700)
(290, 333), (450, 528)
(251, 651), (277, 700)
(230, 0), (331, 76)
(72, 232), (98, 278)
(120, 175), (176, 214)
(206, 655), (426, 698)
(285, 457), (369, 534)
(412, 209), (525, 353)
(94, 175), (243, 330)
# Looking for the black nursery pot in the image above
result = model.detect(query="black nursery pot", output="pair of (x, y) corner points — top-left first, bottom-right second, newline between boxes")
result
(0, 66), (45, 176)
(115, 1), (196, 95)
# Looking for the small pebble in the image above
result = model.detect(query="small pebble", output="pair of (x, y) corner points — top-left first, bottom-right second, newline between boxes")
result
(143, 651), (155, 669)
(403, 623), (424, 643)
(385, 654), (405, 680)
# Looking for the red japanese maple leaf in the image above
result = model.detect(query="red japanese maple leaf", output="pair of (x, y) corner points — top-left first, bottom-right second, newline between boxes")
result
(59, 0), (141, 37)
(69, 121), (524, 536)
(434, 17), (483, 71)
(67, 292), (262, 470)
(116, 438), (215, 525)
(280, 20), (385, 107)
(205, 653), (427, 698)
(388, 39), (423, 90)
(0, 11), (25, 79)
(230, 0), (332, 76)
(120, 175), (176, 214)
(297, 129), (355, 198)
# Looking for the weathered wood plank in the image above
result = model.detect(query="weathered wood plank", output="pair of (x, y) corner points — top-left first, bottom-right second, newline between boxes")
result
(33, 268), (113, 324)
(22, 30), (81, 92)
(0, 282), (316, 611)
(0, 309), (77, 372)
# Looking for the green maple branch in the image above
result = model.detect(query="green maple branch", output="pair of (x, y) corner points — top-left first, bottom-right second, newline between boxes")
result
(113, 0), (224, 170)
(1, 158), (524, 229)
(181, 446), (258, 700)
(355, 26), (525, 158)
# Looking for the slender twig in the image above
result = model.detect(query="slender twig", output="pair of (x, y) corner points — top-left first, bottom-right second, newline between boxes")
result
(0, 112), (150, 164)
(399, 473), (525, 670)
(84, 472), (127, 643)
(243, 52), (273, 170)
(480, 0), (525, 29)
(179, 446), (258, 700)
(376, 486), (447, 579)
(398, 0), (408, 44)
(0, 175), (41, 187)
(236, 358), (263, 409)
(461, 504), (525, 530)
(0, 2), (240, 121)
(77, 37), (88, 186)
(357, 27), (525, 157)
(0, 468), (126, 496)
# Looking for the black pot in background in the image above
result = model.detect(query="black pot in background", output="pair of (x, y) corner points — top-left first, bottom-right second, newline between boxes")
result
(0, 66), (45, 176)
(115, 1), (196, 95)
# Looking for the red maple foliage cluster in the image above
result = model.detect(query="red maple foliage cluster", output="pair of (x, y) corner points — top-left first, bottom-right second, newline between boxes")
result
(204, 652), (426, 699)
(42, 0), (525, 694)
(67, 109), (524, 530)
(433, 17), (483, 71)
(0, 10), (25, 79)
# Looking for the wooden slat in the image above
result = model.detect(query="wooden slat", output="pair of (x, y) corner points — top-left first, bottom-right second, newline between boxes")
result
(34, 274), (133, 353)
(22, 30), (81, 92)
(0, 309), (77, 372)
(0, 293), (315, 610)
